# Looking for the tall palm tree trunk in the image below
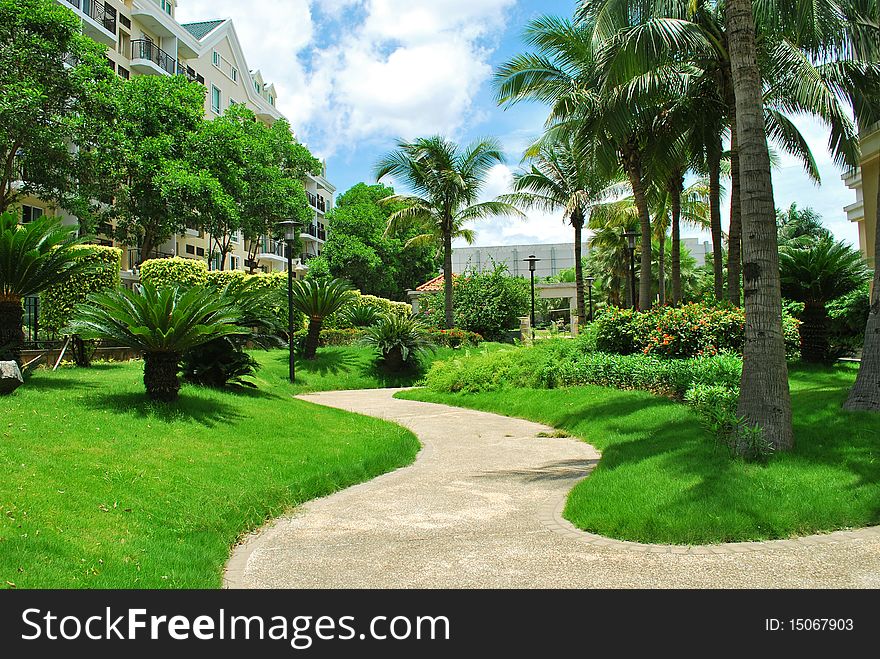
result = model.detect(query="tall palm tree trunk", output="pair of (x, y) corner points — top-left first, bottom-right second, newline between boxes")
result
(708, 144), (724, 302)
(304, 317), (323, 359)
(728, 120), (743, 305)
(0, 297), (24, 364)
(658, 230), (667, 306)
(669, 175), (683, 305)
(443, 227), (454, 329)
(844, 172), (880, 411)
(573, 211), (586, 322)
(726, 0), (793, 451)
(799, 303), (830, 363)
(623, 147), (652, 310)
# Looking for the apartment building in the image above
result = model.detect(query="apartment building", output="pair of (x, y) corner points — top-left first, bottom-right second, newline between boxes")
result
(842, 122), (878, 270)
(19, 0), (334, 276)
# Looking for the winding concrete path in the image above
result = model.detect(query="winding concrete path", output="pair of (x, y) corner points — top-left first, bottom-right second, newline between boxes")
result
(225, 389), (880, 588)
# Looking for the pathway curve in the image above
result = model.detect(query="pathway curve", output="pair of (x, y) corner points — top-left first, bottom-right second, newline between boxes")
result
(225, 389), (880, 588)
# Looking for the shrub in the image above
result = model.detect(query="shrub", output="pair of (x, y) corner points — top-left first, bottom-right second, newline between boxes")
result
(362, 314), (434, 371)
(139, 257), (208, 288)
(291, 328), (365, 353)
(338, 301), (382, 328)
(421, 346), (549, 393)
(593, 302), (800, 358)
(418, 265), (529, 340)
(40, 245), (122, 334)
(827, 281), (871, 351)
(427, 328), (483, 348)
(360, 294), (411, 319)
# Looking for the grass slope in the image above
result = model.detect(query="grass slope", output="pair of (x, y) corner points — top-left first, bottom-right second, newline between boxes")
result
(0, 351), (421, 588)
(399, 363), (880, 544)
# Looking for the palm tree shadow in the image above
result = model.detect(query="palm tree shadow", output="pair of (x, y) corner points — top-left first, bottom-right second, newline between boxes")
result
(80, 391), (244, 428)
(296, 350), (360, 377)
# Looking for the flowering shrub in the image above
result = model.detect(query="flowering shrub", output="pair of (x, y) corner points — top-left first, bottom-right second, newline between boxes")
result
(594, 302), (801, 358)
(427, 328), (483, 348)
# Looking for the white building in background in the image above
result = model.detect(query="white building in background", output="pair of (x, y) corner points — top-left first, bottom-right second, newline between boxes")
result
(453, 238), (713, 279)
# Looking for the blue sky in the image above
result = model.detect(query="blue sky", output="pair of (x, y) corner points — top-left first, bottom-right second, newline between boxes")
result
(178, 0), (860, 248)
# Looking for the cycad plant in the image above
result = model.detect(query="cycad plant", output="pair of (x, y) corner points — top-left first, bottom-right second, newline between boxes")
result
(339, 301), (381, 328)
(68, 284), (246, 401)
(362, 313), (433, 372)
(0, 212), (92, 363)
(291, 278), (354, 359)
(779, 238), (870, 363)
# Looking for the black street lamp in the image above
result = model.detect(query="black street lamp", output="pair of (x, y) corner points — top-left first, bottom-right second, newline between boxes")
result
(523, 254), (541, 341)
(585, 276), (595, 322)
(278, 220), (301, 383)
(623, 230), (638, 310)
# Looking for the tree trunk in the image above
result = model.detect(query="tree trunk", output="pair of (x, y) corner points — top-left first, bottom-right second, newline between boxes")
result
(140, 232), (155, 266)
(304, 317), (322, 359)
(799, 303), (830, 363)
(0, 298), (24, 364)
(708, 143), (724, 302)
(728, 119), (743, 306)
(623, 147), (653, 310)
(844, 170), (880, 411)
(573, 212), (586, 322)
(670, 175), (683, 305)
(443, 228), (454, 329)
(658, 229), (666, 306)
(383, 345), (405, 372)
(726, 0), (793, 451)
(143, 351), (181, 402)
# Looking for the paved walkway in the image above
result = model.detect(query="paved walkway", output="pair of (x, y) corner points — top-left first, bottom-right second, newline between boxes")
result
(225, 389), (880, 588)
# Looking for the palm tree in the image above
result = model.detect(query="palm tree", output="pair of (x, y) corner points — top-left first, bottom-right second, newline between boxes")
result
(291, 278), (354, 359)
(68, 285), (246, 401)
(0, 212), (93, 363)
(588, 196), (640, 308)
(502, 136), (612, 322)
(777, 203), (832, 248)
(780, 238), (870, 363)
(375, 136), (523, 329)
(362, 313), (433, 372)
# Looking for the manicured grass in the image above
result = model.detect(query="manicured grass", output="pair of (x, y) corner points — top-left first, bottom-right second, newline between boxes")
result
(399, 363), (880, 544)
(0, 351), (422, 588)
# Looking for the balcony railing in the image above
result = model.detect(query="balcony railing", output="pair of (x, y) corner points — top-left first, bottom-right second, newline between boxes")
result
(317, 226), (326, 241)
(317, 197), (326, 213)
(258, 239), (292, 259)
(128, 248), (173, 267)
(64, 0), (117, 34)
(131, 39), (178, 76)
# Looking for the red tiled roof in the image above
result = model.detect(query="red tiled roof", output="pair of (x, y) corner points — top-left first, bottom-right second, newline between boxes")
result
(416, 274), (459, 292)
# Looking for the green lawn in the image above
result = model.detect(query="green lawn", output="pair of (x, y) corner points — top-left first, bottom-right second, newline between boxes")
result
(399, 363), (880, 544)
(0, 349), (425, 589)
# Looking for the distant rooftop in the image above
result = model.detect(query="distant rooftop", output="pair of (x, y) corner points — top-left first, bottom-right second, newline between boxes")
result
(181, 19), (225, 40)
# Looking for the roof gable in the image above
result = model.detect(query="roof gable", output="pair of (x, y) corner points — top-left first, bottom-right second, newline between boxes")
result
(181, 19), (225, 40)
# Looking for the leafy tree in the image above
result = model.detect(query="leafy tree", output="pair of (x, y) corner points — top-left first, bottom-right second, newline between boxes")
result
(0, 0), (119, 224)
(776, 203), (832, 248)
(291, 278), (354, 359)
(780, 238), (870, 362)
(375, 136), (524, 328)
(68, 285), (246, 401)
(319, 183), (436, 299)
(0, 212), (92, 363)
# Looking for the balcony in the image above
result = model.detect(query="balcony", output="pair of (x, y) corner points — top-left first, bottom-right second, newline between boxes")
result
(128, 248), (173, 268)
(61, 0), (117, 47)
(131, 39), (178, 76)
(256, 238), (292, 264)
(300, 223), (327, 243)
(306, 192), (328, 214)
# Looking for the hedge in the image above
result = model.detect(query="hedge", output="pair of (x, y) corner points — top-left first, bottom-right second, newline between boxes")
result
(42, 245), (122, 334)
(291, 328), (365, 352)
(139, 257), (208, 288)
(427, 328), (483, 348)
(324, 291), (412, 329)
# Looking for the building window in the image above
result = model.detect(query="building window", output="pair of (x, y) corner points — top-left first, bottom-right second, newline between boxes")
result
(211, 85), (221, 114)
(120, 15), (131, 29)
(212, 51), (221, 68)
(268, 95), (274, 106)
(229, 255), (240, 271)
(161, 0), (173, 16)
(254, 80), (260, 93)
(118, 66), (130, 80)
(196, 246), (205, 257)
(231, 67), (237, 82)
(20, 205), (43, 224)
(185, 244), (195, 255)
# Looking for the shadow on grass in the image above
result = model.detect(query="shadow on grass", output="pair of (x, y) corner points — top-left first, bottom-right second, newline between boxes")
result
(361, 361), (426, 388)
(296, 350), (361, 377)
(81, 391), (244, 427)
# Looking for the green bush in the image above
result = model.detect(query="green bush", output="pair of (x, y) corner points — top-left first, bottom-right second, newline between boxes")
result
(593, 302), (801, 358)
(139, 257), (208, 288)
(362, 314), (434, 371)
(418, 265), (529, 340)
(40, 245), (122, 334)
(427, 328), (484, 348)
(827, 281), (871, 351)
(291, 327), (365, 353)
(327, 292), (412, 329)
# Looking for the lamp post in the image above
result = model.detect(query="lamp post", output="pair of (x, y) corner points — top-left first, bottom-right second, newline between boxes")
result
(523, 254), (541, 341)
(585, 276), (595, 322)
(278, 220), (301, 383)
(623, 230), (638, 311)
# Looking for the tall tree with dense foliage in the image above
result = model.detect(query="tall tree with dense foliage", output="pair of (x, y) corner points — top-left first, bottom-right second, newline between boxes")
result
(375, 136), (523, 328)
(0, 0), (119, 224)
(0, 212), (92, 363)
(316, 183), (436, 300)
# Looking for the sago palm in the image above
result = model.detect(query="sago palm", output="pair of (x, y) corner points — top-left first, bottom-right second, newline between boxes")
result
(68, 284), (246, 401)
(0, 211), (93, 363)
(502, 136), (614, 322)
(362, 313), (433, 372)
(779, 238), (870, 363)
(291, 278), (354, 359)
(375, 136), (524, 329)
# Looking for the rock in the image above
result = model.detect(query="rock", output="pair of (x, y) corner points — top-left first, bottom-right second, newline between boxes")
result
(0, 361), (24, 395)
